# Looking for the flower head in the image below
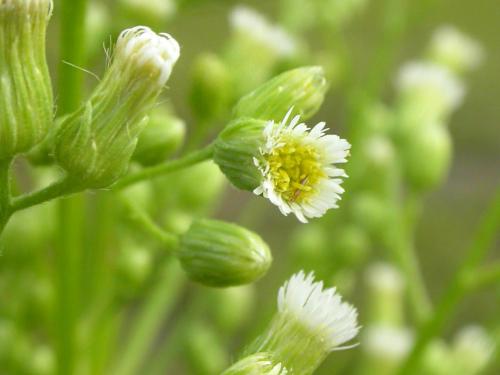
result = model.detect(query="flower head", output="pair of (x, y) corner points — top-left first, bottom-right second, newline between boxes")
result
(115, 26), (180, 87)
(253, 109), (351, 223)
(278, 271), (360, 350)
(230, 5), (296, 57)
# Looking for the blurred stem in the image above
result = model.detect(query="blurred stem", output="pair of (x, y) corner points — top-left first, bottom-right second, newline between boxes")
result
(56, 0), (88, 374)
(121, 197), (179, 250)
(0, 159), (12, 235)
(113, 259), (185, 375)
(398, 189), (500, 375)
(114, 143), (215, 190)
(464, 261), (500, 292)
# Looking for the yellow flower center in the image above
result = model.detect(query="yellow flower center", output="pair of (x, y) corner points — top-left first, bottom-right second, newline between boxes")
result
(265, 136), (325, 204)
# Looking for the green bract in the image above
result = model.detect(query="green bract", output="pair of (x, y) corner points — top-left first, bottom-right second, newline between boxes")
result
(214, 118), (267, 191)
(222, 353), (287, 375)
(233, 66), (327, 122)
(0, 0), (53, 160)
(178, 219), (272, 287)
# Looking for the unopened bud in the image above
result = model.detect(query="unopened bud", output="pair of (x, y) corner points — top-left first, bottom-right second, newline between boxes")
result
(178, 219), (272, 287)
(401, 122), (451, 191)
(0, 0), (54, 160)
(189, 53), (231, 121)
(132, 107), (186, 166)
(55, 27), (180, 188)
(233, 66), (327, 122)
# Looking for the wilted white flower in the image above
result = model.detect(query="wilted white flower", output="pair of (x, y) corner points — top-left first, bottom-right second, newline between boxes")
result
(429, 25), (484, 73)
(363, 325), (414, 360)
(396, 61), (465, 113)
(230, 5), (296, 57)
(253, 109), (351, 223)
(115, 26), (180, 87)
(278, 270), (360, 350)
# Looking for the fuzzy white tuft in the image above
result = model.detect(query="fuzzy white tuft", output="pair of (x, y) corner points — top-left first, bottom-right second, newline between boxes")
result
(277, 271), (360, 351)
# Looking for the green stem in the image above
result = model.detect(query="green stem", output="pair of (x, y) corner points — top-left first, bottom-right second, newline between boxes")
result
(121, 197), (179, 250)
(112, 259), (185, 375)
(0, 159), (12, 235)
(113, 143), (215, 190)
(397, 189), (500, 375)
(464, 261), (500, 292)
(10, 177), (77, 212)
(56, 0), (88, 374)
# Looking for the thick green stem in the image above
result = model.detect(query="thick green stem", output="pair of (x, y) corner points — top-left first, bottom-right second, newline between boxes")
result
(113, 143), (215, 190)
(56, 0), (88, 374)
(397, 190), (500, 375)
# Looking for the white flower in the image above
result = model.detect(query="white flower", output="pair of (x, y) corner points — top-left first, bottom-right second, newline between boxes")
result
(430, 25), (484, 72)
(116, 26), (180, 86)
(278, 271), (360, 351)
(363, 325), (414, 360)
(396, 61), (465, 112)
(253, 109), (351, 223)
(365, 262), (404, 294)
(230, 5), (296, 57)
(452, 325), (494, 373)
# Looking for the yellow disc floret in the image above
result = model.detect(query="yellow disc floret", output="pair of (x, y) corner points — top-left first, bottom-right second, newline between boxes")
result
(265, 136), (325, 204)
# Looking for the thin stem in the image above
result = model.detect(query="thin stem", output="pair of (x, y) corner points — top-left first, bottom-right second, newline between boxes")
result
(397, 189), (500, 375)
(464, 261), (500, 292)
(112, 259), (185, 375)
(10, 177), (77, 212)
(121, 197), (179, 250)
(113, 143), (215, 190)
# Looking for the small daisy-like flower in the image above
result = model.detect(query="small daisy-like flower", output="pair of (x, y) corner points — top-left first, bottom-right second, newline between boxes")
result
(248, 271), (359, 374)
(230, 5), (296, 57)
(277, 271), (360, 350)
(253, 109), (351, 223)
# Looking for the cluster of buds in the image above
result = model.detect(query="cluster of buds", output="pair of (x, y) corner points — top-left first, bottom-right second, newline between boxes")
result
(54, 26), (180, 188)
(394, 26), (482, 191)
(0, 0), (54, 160)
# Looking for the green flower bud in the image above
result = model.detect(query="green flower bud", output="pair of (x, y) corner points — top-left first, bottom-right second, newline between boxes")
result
(54, 27), (180, 188)
(132, 107), (186, 166)
(233, 66), (327, 122)
(0, 0), (54, 160)
(401, 122), (452, 191)
(178, 219), (272, 287)
(222, 353), (288, 375)
(214, 118), (267, 191)
(421, 340), (454, 375)
(189, 53), (231, 121)
(351, 193), (392, 235)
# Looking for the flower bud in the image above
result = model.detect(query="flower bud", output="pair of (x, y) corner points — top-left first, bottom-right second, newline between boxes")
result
(132, 107), (186, 166)
(214, 118), (267, 191)
(189, 53), (231, 121)
(55, 27), (180, 188)
(428, 25), (483, 75)
(0, 0), (54, 160)
(233, 66), (328, 122)
(222, 353), (288, 375)
(365, 262), (405, 326)
(396, 61), (464, 121)
(400, 122), (452, 191)
(177, 219), (272, 287)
